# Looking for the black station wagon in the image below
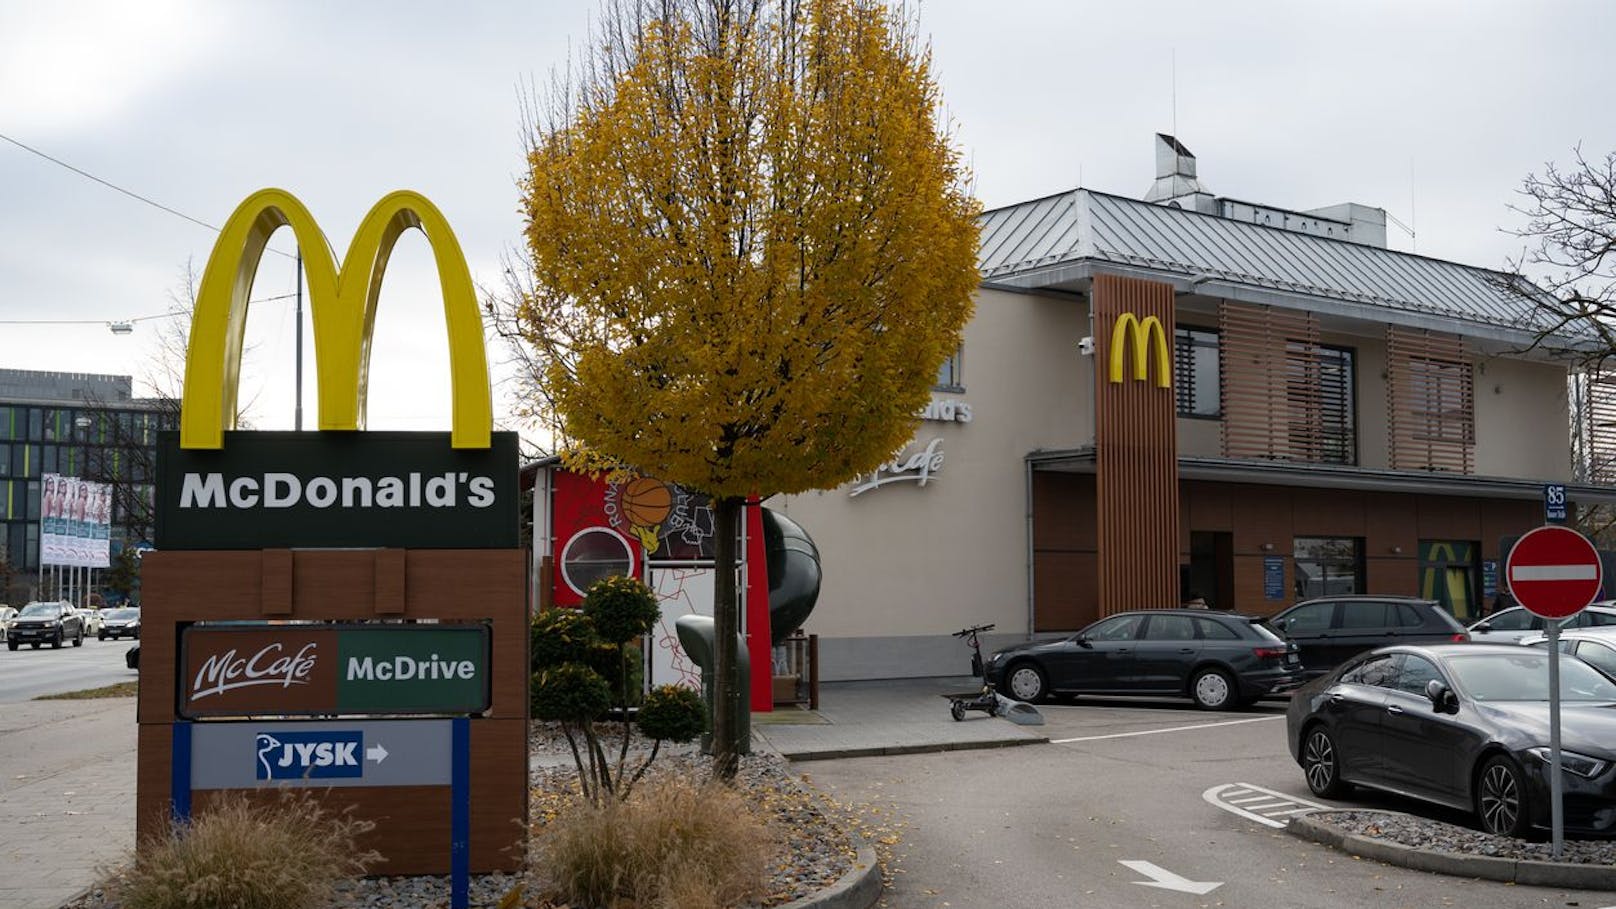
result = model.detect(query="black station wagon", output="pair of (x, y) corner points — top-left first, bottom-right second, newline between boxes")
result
(983, 609), (1304, 710)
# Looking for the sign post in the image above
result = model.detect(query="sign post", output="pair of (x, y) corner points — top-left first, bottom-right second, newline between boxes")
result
(1504, 524), (1602, 858)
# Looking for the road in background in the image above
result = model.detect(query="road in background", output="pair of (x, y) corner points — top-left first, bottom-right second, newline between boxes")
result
(802, 698), (1611, 908)
(0, 635), (137, 702)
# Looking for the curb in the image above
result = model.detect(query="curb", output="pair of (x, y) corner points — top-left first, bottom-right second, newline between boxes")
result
(780, 736), (1049, 763)
(1287, 812), (1616, 890)
(774, 842), (883, 909)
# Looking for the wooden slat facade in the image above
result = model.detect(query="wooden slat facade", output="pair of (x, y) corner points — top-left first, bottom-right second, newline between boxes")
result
(1386, 326), (1474, 473)
(1584, 367), (1616, 484)
(1219, 302), (1339, 462)
(1093, 274), (1179, 613)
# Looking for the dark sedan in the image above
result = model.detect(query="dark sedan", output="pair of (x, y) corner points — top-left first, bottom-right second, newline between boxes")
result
(1288, 644), (1616, 838)
(99, 607), (141, 641)
(983, 609), (1304, 710)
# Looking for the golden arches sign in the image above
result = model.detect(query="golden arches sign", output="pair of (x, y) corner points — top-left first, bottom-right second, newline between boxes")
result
(1107, 312), (1171, 387)
(180, 188), (492, 450)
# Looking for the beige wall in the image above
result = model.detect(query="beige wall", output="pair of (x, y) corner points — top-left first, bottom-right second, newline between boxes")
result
(1473, 356), (1572, 479)
(771, 288), (1090, 647)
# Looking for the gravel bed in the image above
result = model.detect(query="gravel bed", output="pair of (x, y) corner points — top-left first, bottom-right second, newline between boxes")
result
(1322, 810), (1616, 865)
(63, 722), (859, 909)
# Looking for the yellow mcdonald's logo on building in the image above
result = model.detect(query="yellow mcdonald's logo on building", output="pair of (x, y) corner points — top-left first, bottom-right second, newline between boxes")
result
(180, 188), (491, 450)
(1107, 312), (1171, 387)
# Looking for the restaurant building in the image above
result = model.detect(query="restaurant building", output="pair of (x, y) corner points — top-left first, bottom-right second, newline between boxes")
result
(770, 135), (1616, 680)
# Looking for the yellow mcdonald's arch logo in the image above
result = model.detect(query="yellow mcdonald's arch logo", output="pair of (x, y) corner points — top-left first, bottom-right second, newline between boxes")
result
(1107, 312), (1171, 387)
(180, 188), (491, 450)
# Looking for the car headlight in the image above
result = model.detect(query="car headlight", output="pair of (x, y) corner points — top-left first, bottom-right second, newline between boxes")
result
(988, 651), (1007, 665)
(1529, 747), (1612, 779)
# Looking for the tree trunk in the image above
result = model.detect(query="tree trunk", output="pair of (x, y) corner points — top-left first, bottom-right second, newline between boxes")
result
(711, 494), (743, 780)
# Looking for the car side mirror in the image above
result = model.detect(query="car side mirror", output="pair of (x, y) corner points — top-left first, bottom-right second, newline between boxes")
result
(1425, 679), (1458, 713)
(1075, 635), (1092, 649)
(1472, 622), (1491, 633)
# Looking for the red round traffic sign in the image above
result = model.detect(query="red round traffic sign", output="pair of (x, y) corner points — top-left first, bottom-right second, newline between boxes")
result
(1506, 525), (1603, 619)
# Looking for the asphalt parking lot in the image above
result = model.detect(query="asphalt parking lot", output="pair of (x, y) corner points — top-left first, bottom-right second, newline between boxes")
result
(803, 694), (1615, 909)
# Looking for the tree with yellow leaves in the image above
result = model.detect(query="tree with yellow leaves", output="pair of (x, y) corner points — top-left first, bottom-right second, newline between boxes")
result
(515, 0), (979, 777)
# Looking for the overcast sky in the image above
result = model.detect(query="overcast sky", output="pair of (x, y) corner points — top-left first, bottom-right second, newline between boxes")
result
(4, 1), (1614, 443)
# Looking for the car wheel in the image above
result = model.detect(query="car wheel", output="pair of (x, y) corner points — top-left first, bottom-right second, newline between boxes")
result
(1190, 668), (1236, 710)
(73, 629), (83, 647)
(1004, 662), (1048, 703)
(1302, 725), (1352, 798)
(98, 632), (106, 641)
(950, 700), (966, 722)
(52, 631), (63, 649)
(6, 641), (15, 651)
(1476, 755), (1532, 838)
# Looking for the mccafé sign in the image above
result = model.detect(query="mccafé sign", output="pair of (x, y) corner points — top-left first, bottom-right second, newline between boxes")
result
(179, 624), (490, 718)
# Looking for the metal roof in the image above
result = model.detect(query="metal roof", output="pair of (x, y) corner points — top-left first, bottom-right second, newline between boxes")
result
(978, 189), (1585, 347)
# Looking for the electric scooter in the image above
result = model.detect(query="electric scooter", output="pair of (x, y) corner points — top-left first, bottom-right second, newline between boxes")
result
(947, 623), (1044, 725)
(948, 623), (1000, 721)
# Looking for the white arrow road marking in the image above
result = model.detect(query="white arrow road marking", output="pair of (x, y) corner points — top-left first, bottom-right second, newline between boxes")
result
(366, 743), (388, 764)
(1118, 860), (1222, 895)
(1203, 782), (1329, 828)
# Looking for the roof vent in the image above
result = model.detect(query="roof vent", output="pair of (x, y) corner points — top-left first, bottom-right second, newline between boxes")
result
(1144, 134), (1217, 214)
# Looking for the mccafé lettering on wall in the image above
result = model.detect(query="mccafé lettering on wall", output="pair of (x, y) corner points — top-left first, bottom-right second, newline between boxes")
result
(179, 624), (491, 718)
(848, 396), (972, 497)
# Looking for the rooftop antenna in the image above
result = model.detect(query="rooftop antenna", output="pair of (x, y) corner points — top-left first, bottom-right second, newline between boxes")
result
(1171, 48), (1178, 140)
(1385, 158), (1418, 252)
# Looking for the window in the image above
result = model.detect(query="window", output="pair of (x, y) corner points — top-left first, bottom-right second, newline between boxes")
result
(1194, 617), (1240, 640)
(1339, 601), (1394, 629)
(1409, 356), (1473, 446)
(1293, 537), (1364, 598)
(1342, 654), (1397, 687)
(1394, 654), (1444, 696)
(1582, 611), (1616, 628)
(1174, 327), (1220, 418)
(934, 345), (963, 391)
(1278, 601), (1334, 634)
(1483, 607), (1541, 632)
(1143, 614), (1196, 640)
(1317, 346), (1356, 464)
(1575, 641), (1616, 678)
(1086, 614), (1143, 641)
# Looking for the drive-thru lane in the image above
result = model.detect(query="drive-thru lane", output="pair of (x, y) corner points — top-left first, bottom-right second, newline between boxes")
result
(802, 698), (1611, 908)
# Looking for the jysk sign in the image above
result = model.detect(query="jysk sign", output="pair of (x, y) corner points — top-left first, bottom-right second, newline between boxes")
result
(188, 719), (453, 789)
(180, 623), (490, 718)
(157, 431), (518, 550)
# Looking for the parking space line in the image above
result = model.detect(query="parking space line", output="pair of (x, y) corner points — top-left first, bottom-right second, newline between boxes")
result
(1049, 714), (1282, 744)
(1204, 782), (1329, 829)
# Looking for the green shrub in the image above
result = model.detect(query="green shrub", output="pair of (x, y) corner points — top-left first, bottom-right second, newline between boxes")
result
(532, 607), (600, 670)
(638, 684), (706, 743)
(535, 777), (771, 909)
(582, 575), (660, 644)
(112, 791), (378, 909)
(532, 662), (613, 723)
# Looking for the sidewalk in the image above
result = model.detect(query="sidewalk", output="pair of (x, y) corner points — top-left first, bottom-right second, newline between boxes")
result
(0, 697), (137, 909)
(752, 676), (1049, 760)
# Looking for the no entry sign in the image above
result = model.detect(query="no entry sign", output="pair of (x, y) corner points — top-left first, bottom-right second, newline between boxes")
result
(1506, 525), (1603, 620)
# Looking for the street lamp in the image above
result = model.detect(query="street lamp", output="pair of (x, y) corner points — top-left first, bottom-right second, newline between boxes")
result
(107, 321), (134, 335)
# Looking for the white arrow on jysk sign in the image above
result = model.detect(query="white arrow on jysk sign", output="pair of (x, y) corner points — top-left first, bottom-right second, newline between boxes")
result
(367, 743), (389, 764)
(1118, 860), (1223, 895)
